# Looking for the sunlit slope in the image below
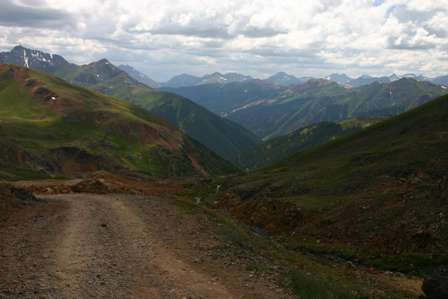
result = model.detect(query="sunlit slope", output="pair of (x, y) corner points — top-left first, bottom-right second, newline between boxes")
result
(0, 65), (234, 179)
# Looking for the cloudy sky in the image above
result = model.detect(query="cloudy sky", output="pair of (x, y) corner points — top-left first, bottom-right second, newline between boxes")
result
(0, 0), (447, 81)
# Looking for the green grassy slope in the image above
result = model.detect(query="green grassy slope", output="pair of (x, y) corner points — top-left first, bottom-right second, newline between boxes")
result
(219, 94), (448, 273)
(0, 65), (234, 180)
(262, 118), (383, 165)
(137, 92), (264, 169)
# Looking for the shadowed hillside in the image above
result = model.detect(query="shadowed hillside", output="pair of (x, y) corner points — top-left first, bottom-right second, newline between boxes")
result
(263, 118), (383, 165)
(214, 94), (448, 273)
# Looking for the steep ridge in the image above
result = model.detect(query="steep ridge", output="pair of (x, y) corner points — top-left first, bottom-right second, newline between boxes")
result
(217, 94), (448, 273)
(0, 65), (234, 179)
(138, 93), (264, 169)
(0, 46), (264, 168)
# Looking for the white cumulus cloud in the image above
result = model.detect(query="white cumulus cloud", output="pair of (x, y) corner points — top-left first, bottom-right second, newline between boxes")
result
(0, 0), (447, 80)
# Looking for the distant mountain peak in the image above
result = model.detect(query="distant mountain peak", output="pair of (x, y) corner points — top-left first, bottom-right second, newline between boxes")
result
(326, 73), (352, 85)
(11, 45), (26, 52)
(162, 72), (252, 88)
(273, 71), (287, 76)
(161, 73), (202, 88)
(95, 58), (112, 65)
(392, 77), (418, 85)
(402, 73), (417, 78)
(302, 78), (333, 87)
(198, 72), (252, 85)
(0, 45), (71, 71)
(389, 73), (400, 81)
(266, 72), (302, 86)
(270, 71), (295, 78)
(118, 64), (159, 88)
(178, 73), (197, 77)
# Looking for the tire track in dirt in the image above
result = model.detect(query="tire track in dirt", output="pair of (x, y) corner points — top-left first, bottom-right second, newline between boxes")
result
(50, 194), (198, 298)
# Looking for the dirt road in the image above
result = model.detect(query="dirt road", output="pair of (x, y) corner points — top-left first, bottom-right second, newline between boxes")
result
(0, 194), (290, 298)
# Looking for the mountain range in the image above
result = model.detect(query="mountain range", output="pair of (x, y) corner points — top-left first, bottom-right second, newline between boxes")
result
(114, 64), (447, 90)
(0, 46), (264, 168)
(265, 72), (308, 86)
(326, 73), (431, 87)
(161, 72), (254, 88)
(1, 45), (446, 166)
(115, 69), (255, 89)
(159, 69), (448, 90)
(74, 56), (448, 90)
(167, 76), (447, 138)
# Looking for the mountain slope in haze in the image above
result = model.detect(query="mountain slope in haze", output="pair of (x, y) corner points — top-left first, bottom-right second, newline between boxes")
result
(161, 74), (202, 88)
(219, 94), (448, 273)
(162, 79), (283, 115)
(0, 65), (234, 179)
(432, 75), (448, 86)
(326, 73), (352, 85)
(227, 78), (446, 138)
(118, 64), (160, 88)
(166, 76), (446, 140)
(161, 72), (253, 88)
(197, 72), (253, 85)
(326, 73), (426, 87)
(0, 46), (264, 168)
(348, 74), (392, 87)
(264, 72), (303, 86)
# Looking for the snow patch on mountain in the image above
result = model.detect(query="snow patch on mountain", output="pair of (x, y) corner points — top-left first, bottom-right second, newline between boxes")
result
(23, 50), (29, 68)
